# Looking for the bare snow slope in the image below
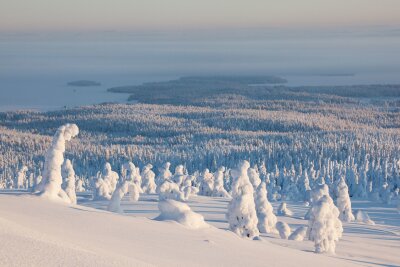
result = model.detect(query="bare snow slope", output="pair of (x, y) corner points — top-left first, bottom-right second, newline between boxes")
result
(0, 194), (361, 267)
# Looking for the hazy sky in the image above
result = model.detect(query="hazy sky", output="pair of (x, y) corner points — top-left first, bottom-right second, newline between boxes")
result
(1, 0), (400, 32)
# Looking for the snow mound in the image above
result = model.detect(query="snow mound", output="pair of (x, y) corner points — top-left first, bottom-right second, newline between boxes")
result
(355, 210), (375, 225)
(277, 202), (293, 216)
(156, 199), (210, 229)
(276, 221), (292, 239)
(289, 226), (308, 241)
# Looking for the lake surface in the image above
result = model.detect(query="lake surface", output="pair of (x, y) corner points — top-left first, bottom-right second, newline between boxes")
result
(1, 27), (400, 111)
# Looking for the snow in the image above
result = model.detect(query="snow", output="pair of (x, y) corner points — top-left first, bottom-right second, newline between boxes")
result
(355, 210), (375, 225)
(0, 193), (375, 267)
(155, 199), (209, 229)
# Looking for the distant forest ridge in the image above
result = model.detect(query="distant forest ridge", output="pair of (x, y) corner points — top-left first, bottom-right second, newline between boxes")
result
(107, 76), (400, 104)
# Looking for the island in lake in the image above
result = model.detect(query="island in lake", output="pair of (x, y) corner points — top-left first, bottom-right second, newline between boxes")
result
(67, 80), (101, 87)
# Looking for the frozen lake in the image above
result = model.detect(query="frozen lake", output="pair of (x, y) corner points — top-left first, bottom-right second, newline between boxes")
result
(1, 27), (400, 111)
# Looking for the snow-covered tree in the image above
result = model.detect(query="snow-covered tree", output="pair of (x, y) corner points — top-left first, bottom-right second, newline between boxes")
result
(158, 181), (185, 201)
(107, 181), (129, 213)
(102, 163), (119, 193)
(155, 162), (171, 185)
(39, 123), (79, 203)
(124, 162), (142, 193)
(172, 165), (185, 187)
(182, 175), (199, 200)
(226, 160), (259, 239)
(199, 168), (214, 196)
(307, 195), (343, 254)
(248, 166), (261, 190)
(141, 164), (157, 193)
(212, 166), (231, 198)
(255, 182), (277, 233)
(128, 182), (141, 202)
(62, 159), (77, 204)
(336, 178), (355, 222)
(75, 178), (85, 192)
(15, 166), (28, 189)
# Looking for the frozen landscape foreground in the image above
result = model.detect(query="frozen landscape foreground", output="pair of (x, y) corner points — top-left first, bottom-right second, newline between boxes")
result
(0, 193), (398, 267)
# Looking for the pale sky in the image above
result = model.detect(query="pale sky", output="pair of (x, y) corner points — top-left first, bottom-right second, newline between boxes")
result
(1, 0), (400, 32)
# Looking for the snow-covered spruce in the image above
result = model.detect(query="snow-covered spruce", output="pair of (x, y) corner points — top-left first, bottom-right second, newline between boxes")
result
(172, 165), (186, 187)
(226, 160), (259, 239)
(307, 195), (343, 254)
(75, 178), (85, 192)
(94, 174), (112, 200)
(102, 163), (119, 193)
(155, 199), (209, 229)
(277, 202), (293, 216)
(128, 182), (141, 202)
(199, 168), (214, 196)
(107, 181), (129, 213)
(15, 166), (28, 189)
(182, 175), (199, 200)
(276, 221), (292, 239)
(336, 178), (355, 222)
(124, 162), (142, 193)
(62, 159), (77, 204)
(141, 164), (157, 194)
(304, 183), (330, 220)
(156, 162), (172, 186)
(39, 123), (79, 203)
(355, 210), (375, 225)
(248, 166), (261, 190)
(212, 166), (231, 198)
(158, 180), (185, 201)
(289, 226), (308, 241)
(255, 182), (277, 233)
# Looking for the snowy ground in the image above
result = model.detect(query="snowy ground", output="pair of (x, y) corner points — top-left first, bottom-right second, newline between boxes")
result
(0, 192), (399, 267)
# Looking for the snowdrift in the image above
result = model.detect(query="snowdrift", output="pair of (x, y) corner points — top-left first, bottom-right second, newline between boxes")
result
(0, 194), (360, 267)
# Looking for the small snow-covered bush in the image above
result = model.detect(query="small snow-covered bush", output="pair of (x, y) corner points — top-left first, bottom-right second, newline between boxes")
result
(156, 199), (209, 229)
(307, 195), (343, 254)
(277, 202), (293, 216)
(355, 210), (375, 225)
(289, 226), (307, 241)
(226, 160), (259, 239)
(276, 221), (291, 239)
(255, 182), (277, 233)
